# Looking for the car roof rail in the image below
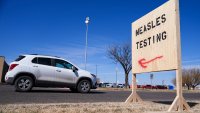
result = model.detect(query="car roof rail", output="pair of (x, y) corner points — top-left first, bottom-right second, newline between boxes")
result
(28, 54), (60, 58)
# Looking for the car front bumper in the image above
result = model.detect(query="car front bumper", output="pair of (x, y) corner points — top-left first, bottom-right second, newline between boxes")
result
(91, 82), (97, 89)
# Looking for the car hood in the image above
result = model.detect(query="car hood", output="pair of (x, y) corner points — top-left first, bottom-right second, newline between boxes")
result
(77, 69), (91, 77)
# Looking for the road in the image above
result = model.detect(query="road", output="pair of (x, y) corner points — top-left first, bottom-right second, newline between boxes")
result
(0, 84), (200, 104)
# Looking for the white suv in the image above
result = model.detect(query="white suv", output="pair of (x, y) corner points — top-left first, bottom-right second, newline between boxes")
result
(5, 54), (97, 93)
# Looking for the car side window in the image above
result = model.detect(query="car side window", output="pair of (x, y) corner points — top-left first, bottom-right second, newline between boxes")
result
(32, 57), (52, 66)
(56, 63), (65, 68)
(54, 59), (73, 69)
(37, 57), (52, 66)
(15, 55), (26, 61)
(32, 57), (38, 63)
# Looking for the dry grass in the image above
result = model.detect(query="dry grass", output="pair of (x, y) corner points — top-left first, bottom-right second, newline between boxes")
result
(0, 101), (199, 113)
(97, 88), (200, 93)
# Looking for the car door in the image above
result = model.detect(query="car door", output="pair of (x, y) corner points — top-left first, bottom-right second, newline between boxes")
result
(32, 57), (55, 83)
(53, 59), (77, 85)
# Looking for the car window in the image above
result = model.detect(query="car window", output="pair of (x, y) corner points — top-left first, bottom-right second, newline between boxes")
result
(37, 57), (52, 66)
(54, 59), (73, 69)
(56, 63), (65, 68)
(32, 57), (37, 63)
(15, 56), (25, 61)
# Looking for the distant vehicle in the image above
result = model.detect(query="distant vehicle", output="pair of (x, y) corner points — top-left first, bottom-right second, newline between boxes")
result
(137, 85), (142, 88)
(98, 83), (103, 87)
(105, 83), (114, 88)
(117, 84), (125, 88)
(112, 83), (117, 88)
(129, 85), (142, 89)
(100, 83), (109, 88)
(142, 85), (157, 89)
(155, 85), (168, 89)
(99, 83), (117, 88)
(5, 54), (97, 93)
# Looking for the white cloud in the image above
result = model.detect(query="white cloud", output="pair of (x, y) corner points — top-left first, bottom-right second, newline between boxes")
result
(182, 59), (200, 63)
(182, 65), (200, 69)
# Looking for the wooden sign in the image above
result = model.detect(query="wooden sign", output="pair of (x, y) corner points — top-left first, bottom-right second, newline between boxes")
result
(0, 57), (5, 83)
(132, 0), (178, 73)
(127, 0), (190, 112)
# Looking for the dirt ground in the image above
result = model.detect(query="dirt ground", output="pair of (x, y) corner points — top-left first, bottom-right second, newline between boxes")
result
(0, 101), (199, 113)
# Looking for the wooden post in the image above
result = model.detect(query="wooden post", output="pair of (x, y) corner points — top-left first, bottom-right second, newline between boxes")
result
(0, 57), (5, 83)
(168, 0), (190, 111)
(168, 70), (190, 111)
(125, 74), (142, 103)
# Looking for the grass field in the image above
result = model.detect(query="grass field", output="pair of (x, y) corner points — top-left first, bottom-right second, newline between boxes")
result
(0, 101), (199, 113)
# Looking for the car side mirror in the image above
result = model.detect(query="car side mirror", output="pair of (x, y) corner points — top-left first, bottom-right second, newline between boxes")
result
(72, 66), (77, 72)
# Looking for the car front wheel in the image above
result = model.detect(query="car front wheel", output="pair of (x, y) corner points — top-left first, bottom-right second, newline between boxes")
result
(15, 76), (33, 92)
(77, 80), (91, 93)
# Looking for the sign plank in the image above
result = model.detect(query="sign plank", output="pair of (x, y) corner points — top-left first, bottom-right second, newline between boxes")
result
(132, 0), (178, 73)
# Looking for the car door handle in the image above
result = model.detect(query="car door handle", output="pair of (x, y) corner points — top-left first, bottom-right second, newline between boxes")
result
(56, 70), (61, 72)
(33, 66), (38, 67)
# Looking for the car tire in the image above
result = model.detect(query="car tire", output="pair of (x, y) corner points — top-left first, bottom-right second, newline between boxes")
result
(77, 80), (91, 93)
(15, 76), (33, 92)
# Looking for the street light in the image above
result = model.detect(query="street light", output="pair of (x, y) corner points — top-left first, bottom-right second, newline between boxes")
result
(85, 17), (89, 70)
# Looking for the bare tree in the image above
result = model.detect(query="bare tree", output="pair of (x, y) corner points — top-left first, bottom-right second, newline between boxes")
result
(190, 68), (200, 89)
(172, 68), (200, 90)
(107, 44), (132, 88)
(172, 77), (176, 86)
(182, 69), (192, 90)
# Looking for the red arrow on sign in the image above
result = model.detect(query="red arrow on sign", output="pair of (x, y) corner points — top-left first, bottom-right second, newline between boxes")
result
(138, 56), (163, 68)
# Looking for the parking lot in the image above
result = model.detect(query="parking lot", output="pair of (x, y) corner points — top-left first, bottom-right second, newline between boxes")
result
(0, 84), (200, 104)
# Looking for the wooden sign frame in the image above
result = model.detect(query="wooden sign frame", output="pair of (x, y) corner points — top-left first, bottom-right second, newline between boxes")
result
(126, 0), (190, 112)
(0, 56), (5, 83)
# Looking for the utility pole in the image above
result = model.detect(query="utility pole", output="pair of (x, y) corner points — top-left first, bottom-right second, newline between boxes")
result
(96, 64), (97, 77)
(162, 80), (165, 85)
(150, 73), (153, 89)
(115, 65), (118, 86)
(84, 17), (89, 70)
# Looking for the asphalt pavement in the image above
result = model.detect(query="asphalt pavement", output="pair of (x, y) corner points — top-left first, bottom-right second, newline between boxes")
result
(0, 84), (199, 104)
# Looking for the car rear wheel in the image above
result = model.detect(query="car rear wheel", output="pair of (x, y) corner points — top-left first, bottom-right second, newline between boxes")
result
(15, 76), (33, 92)
(77, 80), (91, 93)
